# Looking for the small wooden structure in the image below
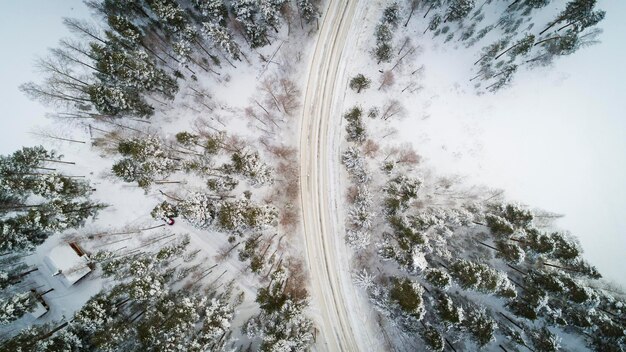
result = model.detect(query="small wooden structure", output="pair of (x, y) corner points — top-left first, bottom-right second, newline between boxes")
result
(44, 242), (91, 287)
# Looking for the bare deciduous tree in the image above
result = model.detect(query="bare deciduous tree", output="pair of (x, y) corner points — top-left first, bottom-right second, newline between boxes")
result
(396, 144), (421, 165)
(378, 70), (395, 91)
(284, 258), (309, 301)
(380, 99), (405, 120)
(346, 185), (359, 204)
(259, 76), (301, 117)
(362, 139), (380, 158)
(276, 78), (300, 116)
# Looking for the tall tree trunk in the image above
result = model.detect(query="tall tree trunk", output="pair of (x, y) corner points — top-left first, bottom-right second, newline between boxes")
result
(539, 17), (564, 35)
(404, 6), (416, 27)
(424, 3), (435, 18)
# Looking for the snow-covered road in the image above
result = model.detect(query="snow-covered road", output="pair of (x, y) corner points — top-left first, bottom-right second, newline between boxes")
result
(298, 0), (371, 351)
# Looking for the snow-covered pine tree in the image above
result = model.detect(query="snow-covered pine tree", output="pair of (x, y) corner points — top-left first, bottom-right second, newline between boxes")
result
(529, 326), (561, 351)
(0, 292), (36, 325)
(449, 259), (516, 297)
(342, 146), (370, 184)
(382, 2), (400, 28)
(87, 84), (155, 118)
(112, 136), (179, 189)
(463, 306), (497, 347)
(1, 146), (103, 252)
(383, 174), (421, 215)
(245, 267), (314, 351)
(424, 268), (452, 290)
(420, 323), (445, 351)
(192, 0), (229, 26)
(202, 22), (242, 61)
(349, 74), (371, 93)
(444, 0), (474, 22)
(297, 0), (319, 24)
(225, 149), (273, 186)
(374, 23), (393, 64)
(344, 106), (367, 144)
(436, 293), (464, 328)
(540, 0), (605, 35)
(91, 38), (178, 99)
(232, 0), (270, 48)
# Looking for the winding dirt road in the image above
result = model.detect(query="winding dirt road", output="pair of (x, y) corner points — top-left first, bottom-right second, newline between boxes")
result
(299, 0), (361, 351)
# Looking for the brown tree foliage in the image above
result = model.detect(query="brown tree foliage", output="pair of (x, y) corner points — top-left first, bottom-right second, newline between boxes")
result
(378, 70), (395, 91)
(284, 258), (309, 302)
(362, 139), (380, 157)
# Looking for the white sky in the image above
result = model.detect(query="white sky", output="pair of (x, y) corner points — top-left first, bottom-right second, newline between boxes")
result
(0, 1), (623, 286)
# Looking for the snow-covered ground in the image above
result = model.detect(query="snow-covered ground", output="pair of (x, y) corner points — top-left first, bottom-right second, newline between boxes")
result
(342, 0), (626, 288)
(0, 0), (91, 154)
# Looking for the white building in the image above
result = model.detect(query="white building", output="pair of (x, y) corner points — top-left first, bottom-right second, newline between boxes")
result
(43, 243), (91, 287)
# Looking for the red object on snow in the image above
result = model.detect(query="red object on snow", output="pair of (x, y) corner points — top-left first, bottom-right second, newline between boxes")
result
(165, 217), (175, 225)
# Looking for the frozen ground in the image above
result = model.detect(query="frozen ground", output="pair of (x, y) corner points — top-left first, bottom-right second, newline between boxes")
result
(0, 0), (91, 153)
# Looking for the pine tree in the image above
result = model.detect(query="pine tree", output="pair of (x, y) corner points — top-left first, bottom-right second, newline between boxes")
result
(342, 146), (370, 184)
(344, 106), (366, 143)
(540, 0), (605, 35)
(1, 146), (103, 252)
(424, 268), (452, 289)
(436, 293), (464, 325)
(150, 201), (179, 220)
(112, 136), (179, 189)
(382, 3), (400, 28)
(349, 74), (371, 93)
(389, 277), (425, 318)
(374, 23), (393, 63)
(192, 0), (229, 26)
(245, 267), (314, 351)
(91, 39), (178, 98)
(420, 323), (444, 351)
(232, 0), (270, 48)
(383, 175), (421, 215)
(530, 326), (561, 351)
(202, 22), (242, 60)
(87, 84), (154, 117)
(0, 292), (36, 325)
(297, 0), (319, 24)
(445, 0), (475, 22)
(464, 307), (497, 347)
(225, 150), (273, 186)
(495, 240), (525, 264)
(449, 259), (516, 297)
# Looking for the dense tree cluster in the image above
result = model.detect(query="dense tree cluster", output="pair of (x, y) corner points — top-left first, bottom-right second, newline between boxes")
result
(1, 146), (103, 253)
(22, 0), (318, 119)
(3, 240), (242, 351)
(244, 265), (314, 351)
(374, 2), (400, 64)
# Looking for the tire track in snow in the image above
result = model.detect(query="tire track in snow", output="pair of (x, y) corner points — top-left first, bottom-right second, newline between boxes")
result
(299, 0), (363, 351)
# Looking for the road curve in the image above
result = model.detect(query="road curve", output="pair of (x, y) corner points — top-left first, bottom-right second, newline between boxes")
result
(299, 0), (359, 351)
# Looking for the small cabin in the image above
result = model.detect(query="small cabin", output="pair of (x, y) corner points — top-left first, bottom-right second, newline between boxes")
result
(43, 242), (91, 287)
